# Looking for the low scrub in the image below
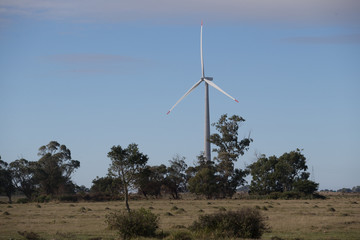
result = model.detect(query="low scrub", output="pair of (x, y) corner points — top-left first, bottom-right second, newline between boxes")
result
(169, 230), (194, 240)
(105, 208), (159, 240)
(18, 231), (43, 240)
(189, 207), (267, 239)
(35, 195), (51, 203)
(17, 198), (30, 204)
(246, 191), (326, 200)
(57, 195), (78, 202)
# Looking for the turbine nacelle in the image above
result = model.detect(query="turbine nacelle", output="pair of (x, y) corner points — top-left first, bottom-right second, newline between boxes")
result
(202, 77), (213, 81)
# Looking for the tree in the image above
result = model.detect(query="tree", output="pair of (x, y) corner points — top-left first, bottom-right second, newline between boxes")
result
(352, 186), (360, 193)
(188, 167), (218, 199)
(188, 152), (219, 198)
(108, 143), (148, 212)
(35, 141), (80, 195)
(247, 155), (279, 195)
(75, 185), (90, 194)
(0, 156), (15, 203)
(210, 114), (252, 163)
(164, 155), (188, 199)
(136, 164), (167, 198)
(276, 150), (309, 192)
(90, 176), (123, 196)
(9, 158), (37, 199)
(210, 114), (252, 197)
(293, 179), (319, 195)
(337, 188), (352, 193)
(248, 149), (318, 195)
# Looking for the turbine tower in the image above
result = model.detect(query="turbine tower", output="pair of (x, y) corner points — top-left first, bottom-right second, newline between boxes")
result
(167, 21), (239, 161)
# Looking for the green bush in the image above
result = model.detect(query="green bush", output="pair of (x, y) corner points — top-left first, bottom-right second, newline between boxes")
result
(105, 208), (159, 239)
(189, 207), (267, 239)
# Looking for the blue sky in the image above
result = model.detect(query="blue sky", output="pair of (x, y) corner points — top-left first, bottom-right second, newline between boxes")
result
(1, 0), (359, 190)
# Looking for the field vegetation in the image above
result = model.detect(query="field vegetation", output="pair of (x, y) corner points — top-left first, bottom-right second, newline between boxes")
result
(0, 193), (359, 240)
(1, 116), (359, 239)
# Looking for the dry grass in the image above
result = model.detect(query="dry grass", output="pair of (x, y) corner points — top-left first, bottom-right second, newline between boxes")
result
(0, 193), (359, 239)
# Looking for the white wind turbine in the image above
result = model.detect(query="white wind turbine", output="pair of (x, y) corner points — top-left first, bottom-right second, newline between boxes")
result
(167, 21), (239, 161)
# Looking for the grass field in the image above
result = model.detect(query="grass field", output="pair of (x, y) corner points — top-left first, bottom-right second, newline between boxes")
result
(0, 193), (359, 240)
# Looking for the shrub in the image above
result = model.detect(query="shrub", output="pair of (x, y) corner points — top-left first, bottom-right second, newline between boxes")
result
(281, 191), (302, 199)
(55, 232), (76, 239)
(57, 195), (78, 202)
(173, 225), (186, 229)
(271, 237), (285, 240)
(175, 208), (186, 214)
(79, 207), (87, 213)
(169, 231), (194, 240)
(189, 207), (267, 239)
(17, 198), (29, 204)
(18, 231), (43, 240)
(268, 192), (282, 199)
(293, 179), (318, 195)
(312, 193), (326, 199)
(35, 195), (51, 203)
(328, 207), (336, 212)
(105, 208), (159, 240)
(218, 207), (226, 212)
(79, 207), (92, 213)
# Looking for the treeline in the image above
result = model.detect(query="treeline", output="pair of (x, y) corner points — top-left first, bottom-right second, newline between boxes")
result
(0, 141), (80, 203)
(337, 186), (360, 193)
(320, 186), (360, 193)
(0, 114), (319, 204)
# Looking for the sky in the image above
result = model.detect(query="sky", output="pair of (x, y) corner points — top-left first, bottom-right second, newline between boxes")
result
(1, 0), (359, 191)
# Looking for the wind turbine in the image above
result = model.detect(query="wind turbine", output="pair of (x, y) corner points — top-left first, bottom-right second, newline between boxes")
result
(167, 21), (239, 161)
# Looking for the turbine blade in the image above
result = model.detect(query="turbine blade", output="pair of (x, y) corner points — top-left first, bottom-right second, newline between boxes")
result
(201, 21), (204, 78)
(167, 79), (203, 114)
(204, 79), (239, 103)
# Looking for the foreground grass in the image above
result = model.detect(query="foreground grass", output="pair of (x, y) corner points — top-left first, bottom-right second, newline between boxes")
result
(0, 194), (359, 240)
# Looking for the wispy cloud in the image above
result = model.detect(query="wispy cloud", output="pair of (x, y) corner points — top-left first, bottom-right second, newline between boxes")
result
(284, 34), (360, 44)
(1, 0), (359, 25)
